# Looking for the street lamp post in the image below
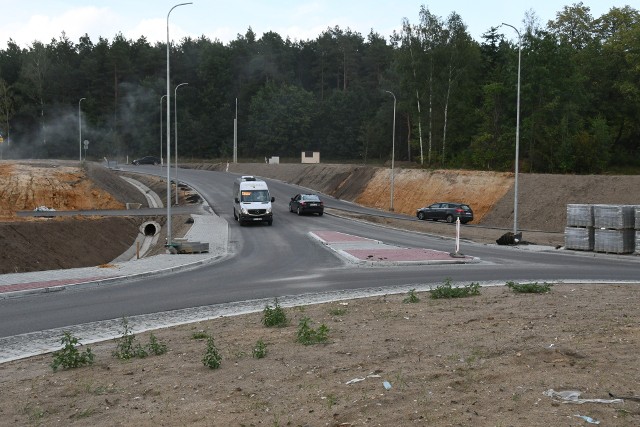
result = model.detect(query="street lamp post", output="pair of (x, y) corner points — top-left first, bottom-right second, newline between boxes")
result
(160, 94), (167, 165)
(501, 22), (521, 237)
(233, 98), (238, 163)
(78, 98), (86, 163)
(385, 90), (396, 212)
(166, 2), (192, 249)
(174, 82), (188, 205)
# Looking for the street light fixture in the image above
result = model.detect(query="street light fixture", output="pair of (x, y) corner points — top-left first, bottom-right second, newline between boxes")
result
(501, 22), (521, 237)
(166, 2), (192, 249)
(174, 82), (188, 205)
(233, 98), (238, 163)
(160, 94), (167, 165)
(385, 90), (396, 212)
(78, 97), (86, 163)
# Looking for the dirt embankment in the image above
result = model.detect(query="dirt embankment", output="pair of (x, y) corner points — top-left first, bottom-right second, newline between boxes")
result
(0, 162), (126, 219)
(355, 169), (511, 223)
(2, 284), (639, 427)
(0, 161), (149, 273)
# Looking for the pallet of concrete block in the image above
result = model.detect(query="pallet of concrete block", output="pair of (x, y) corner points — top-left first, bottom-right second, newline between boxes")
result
(566, 204), (594, 227)
(564, 226), (594, 251)
(175, 241), (209, 254)
(593, 204), (635, 229)
(594, 229), (635, 254)
(637, 206), (640, 254)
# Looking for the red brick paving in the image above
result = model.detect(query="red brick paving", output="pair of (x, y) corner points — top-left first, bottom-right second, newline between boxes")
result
(312, 230), (471, 262)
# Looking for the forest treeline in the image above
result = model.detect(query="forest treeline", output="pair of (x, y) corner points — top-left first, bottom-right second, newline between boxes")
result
(0, 2), (638, 173)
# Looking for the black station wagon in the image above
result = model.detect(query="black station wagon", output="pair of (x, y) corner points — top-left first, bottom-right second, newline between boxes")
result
(416, 202), (474, 224)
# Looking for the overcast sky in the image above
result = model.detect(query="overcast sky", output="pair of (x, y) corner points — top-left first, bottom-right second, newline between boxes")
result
(0, 1), (631, 49)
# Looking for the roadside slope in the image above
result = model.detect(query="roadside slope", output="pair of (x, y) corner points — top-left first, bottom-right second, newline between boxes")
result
(354, 168), (511, 223)
(483, 173), (640, 232)
(198, 162), (640, 233)
(0, 161), (148, 273)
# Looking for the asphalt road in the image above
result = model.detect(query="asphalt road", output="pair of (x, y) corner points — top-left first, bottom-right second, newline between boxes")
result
(1, 166), (639, 337)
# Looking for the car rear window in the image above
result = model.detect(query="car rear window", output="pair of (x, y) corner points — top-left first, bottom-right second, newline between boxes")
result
(302, 195), (320, 201)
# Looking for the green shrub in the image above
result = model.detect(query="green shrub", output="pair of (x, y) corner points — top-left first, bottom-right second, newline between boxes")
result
(112, 317), (148, 360)
(22, 403), (45, 422)
(403, 289), (420, 303)
(146, 333), (168, 355)
(51, 332), (95, 372)
(506, 281), (553, 294)
(296, 317), (329, 345)
(262, 298), (288, 327)
(430, 279), (481, 299)
(252, 339), (267, 359)
(203, 336), (222, 369)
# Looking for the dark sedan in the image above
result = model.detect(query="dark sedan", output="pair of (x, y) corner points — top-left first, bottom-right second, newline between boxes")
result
(416, 202), (473, 224)
(132, 156), (161, 165)
(289, 194), (324, 216)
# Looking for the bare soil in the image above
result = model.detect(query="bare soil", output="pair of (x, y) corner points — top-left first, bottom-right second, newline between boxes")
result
(1, 285), (638, 426)
(0, 161), (639, 426)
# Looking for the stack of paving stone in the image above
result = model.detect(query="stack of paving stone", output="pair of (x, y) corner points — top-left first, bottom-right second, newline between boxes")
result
(172, 238), (210, 254)
(564, 204), (594, 250)
(636, 206), (640, 254)
(593, 204), (636, 254)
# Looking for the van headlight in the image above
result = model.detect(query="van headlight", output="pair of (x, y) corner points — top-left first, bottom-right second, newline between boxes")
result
(266, 206), (272, 214)
(241, 207), (249, 214)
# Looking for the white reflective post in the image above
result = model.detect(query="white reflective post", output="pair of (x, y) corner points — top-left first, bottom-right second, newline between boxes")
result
(455, 217), (460, 254)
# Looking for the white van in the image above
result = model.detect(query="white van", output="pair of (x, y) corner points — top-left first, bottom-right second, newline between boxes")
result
(233, 176), (274, 226)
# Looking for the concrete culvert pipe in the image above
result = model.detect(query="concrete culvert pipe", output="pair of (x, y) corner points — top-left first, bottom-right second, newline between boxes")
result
(140, 221), (160, 236)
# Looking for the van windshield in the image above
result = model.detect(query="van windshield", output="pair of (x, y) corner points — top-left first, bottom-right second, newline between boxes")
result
(241, 190), (270, 203)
